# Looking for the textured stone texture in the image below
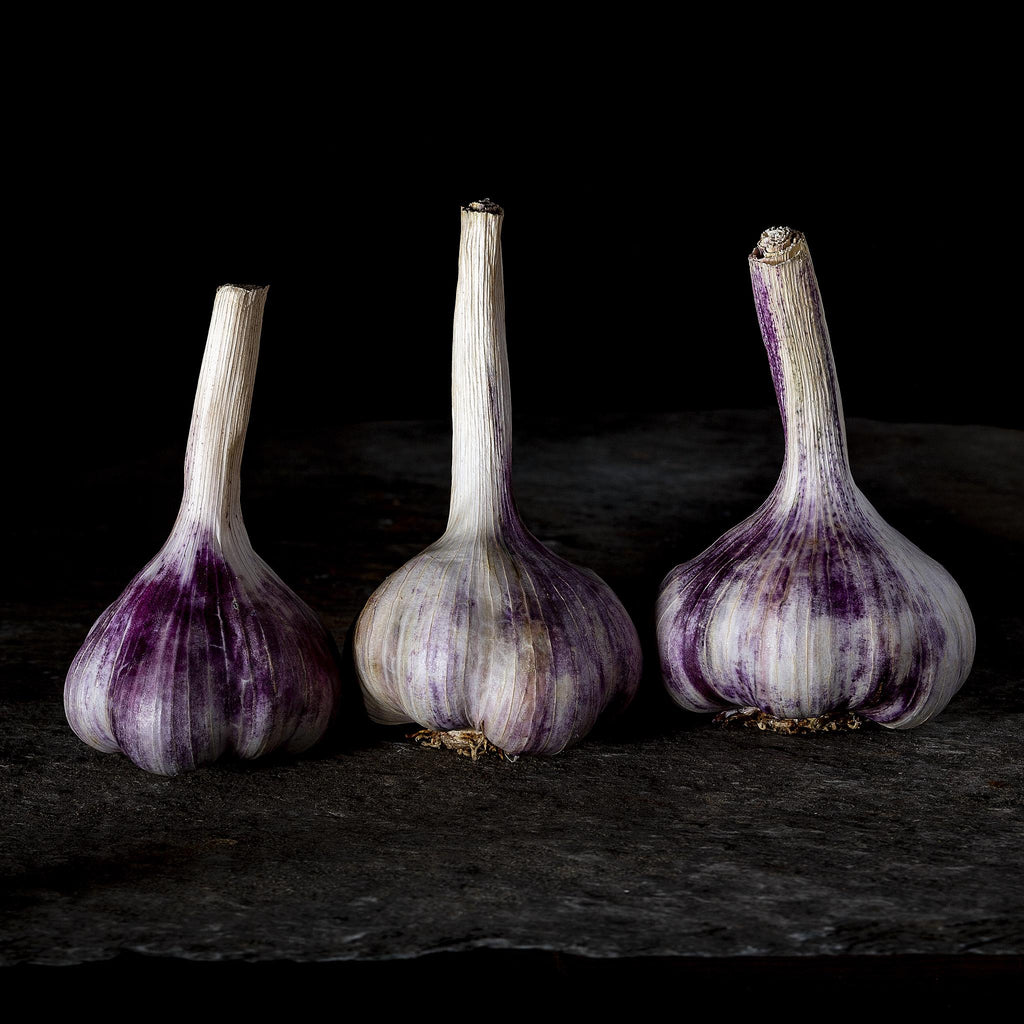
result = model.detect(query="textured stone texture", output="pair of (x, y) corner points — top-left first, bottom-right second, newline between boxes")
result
(2, 412), (1022, 975)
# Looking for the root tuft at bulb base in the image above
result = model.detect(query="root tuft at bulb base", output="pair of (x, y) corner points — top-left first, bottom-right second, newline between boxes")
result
(408, 728), (507, 760)
(713, 708), (865, 734)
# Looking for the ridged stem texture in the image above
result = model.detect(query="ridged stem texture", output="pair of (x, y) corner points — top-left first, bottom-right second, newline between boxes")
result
(64, 285), (340, 774)
(353, 202), (642, 755)
(656, 228), (975, 728)
(448, 202), (515, 535)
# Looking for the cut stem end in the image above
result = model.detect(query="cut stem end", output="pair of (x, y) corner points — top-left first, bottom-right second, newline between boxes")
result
(463, 198), (503, 216)
(750, 226), (808, 266)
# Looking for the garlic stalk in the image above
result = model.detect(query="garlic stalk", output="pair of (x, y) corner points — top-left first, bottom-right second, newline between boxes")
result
(353, 201), (642, 755)
(657, 228), (975, 729)
(64, 285), (340, 774)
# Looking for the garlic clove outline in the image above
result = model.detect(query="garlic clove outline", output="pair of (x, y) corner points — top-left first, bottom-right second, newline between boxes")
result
(353, 201), (642, 755)
(64, 284), (341, 774)
(357, 532), (640, 755)
(656, 227), (975, 729)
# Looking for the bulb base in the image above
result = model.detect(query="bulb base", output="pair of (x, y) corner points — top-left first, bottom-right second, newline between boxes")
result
(409, 728), (507, 760)
(713, 708), (866, 735)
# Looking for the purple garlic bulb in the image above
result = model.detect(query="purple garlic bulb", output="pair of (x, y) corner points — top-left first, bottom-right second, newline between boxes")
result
(657, 228), (975, 730)
(353, 201), (642, 755)
(64, 285), (340, 774)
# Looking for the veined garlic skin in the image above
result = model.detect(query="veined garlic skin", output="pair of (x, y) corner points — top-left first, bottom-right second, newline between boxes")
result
(657, 228), (975, 729)
(354, 202), (641, 755)
(64, 285), (340, 775)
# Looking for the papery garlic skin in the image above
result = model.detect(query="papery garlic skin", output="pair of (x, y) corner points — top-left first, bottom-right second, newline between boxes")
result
(354, 202), (641, 755)
(64, 285), (339, 774)
(657, 228), (975, 729)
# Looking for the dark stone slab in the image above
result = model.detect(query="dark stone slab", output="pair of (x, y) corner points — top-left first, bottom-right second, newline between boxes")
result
(2, 412), (1022, 981)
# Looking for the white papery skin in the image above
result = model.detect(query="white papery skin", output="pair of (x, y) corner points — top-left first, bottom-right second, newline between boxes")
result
(64, 286), (339, 774)
(353, 203), (642, 755)
(657, 229), (975, 728)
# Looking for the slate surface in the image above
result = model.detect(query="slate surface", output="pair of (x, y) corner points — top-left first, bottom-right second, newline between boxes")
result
(2, 411), (1022, 981)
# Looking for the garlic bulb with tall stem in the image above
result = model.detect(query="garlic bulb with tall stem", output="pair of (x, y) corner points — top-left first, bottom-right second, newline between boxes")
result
(353, 201), (642, 755)
(64, 285), (341, 774)
(657, 228), (975, 729)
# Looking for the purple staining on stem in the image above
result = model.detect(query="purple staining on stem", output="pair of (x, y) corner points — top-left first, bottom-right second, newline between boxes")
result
(657, 227), (975, 729)
(353, 201), (642, 756)
(64, 285), (340, 775)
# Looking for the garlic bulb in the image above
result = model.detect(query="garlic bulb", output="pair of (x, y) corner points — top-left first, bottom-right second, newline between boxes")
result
(657, 227), (975, 729)
(353, 201), (642, 755)
(64, 285), (340, 774)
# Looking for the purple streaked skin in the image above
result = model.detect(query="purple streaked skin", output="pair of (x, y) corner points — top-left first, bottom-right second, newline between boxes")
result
(64, 284), (341, 774)
(65, 531), (339, 775)
(656, 229), (975, 729)
(354, 203), (642, 755)
(356, 517), (641, 756)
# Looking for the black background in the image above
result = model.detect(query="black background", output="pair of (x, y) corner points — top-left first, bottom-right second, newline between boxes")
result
(3, 16), (1020, 1000)
(8, 41), (1017, 534)
(23, 145), (1017, 437)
